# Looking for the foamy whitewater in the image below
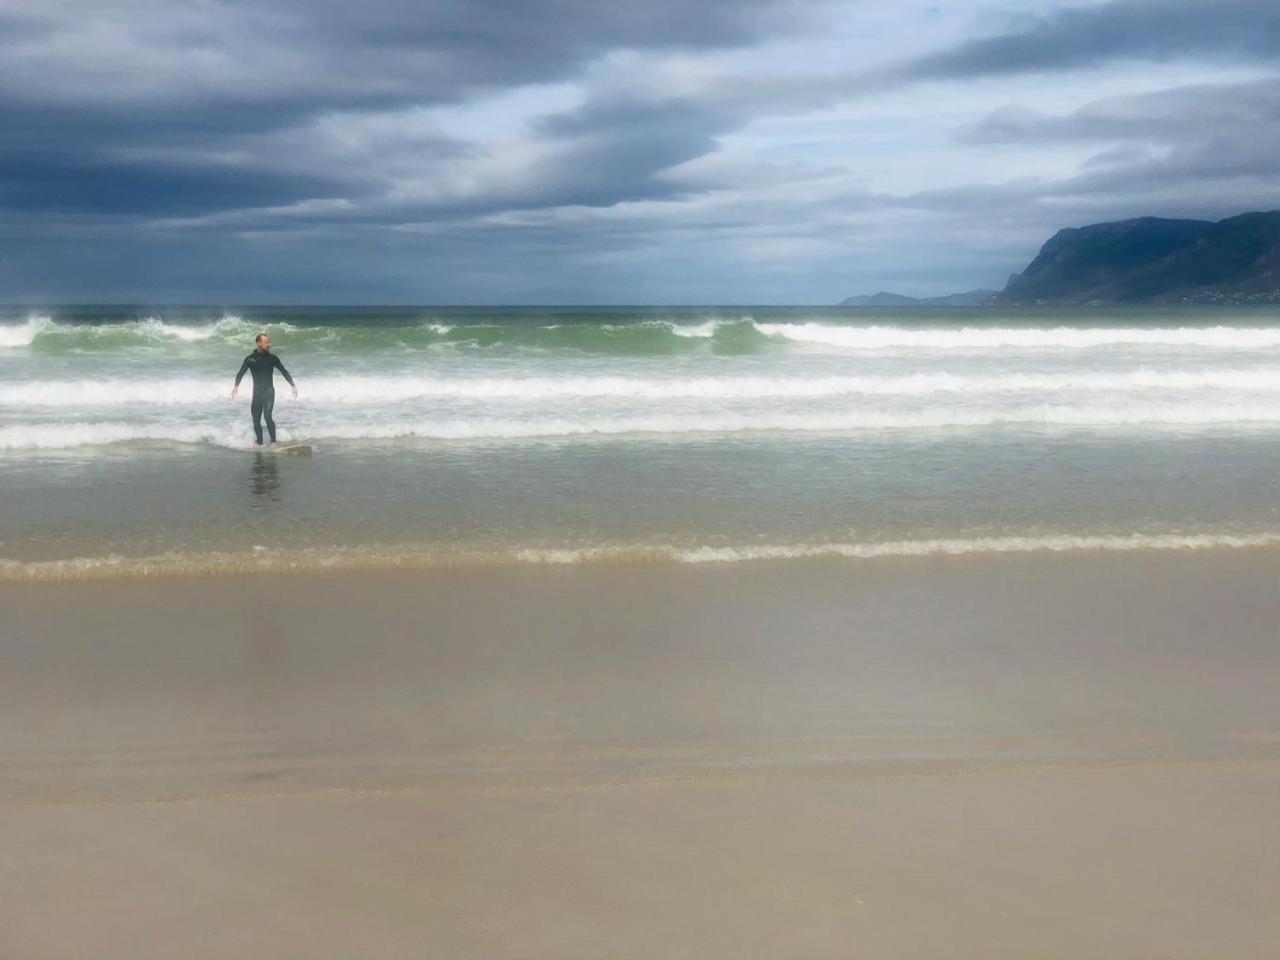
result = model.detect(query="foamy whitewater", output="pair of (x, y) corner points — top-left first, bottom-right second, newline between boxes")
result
(4, 304), (1280, 577)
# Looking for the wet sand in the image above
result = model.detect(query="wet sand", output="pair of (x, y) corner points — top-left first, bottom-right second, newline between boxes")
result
(3, 551), (1280, 957)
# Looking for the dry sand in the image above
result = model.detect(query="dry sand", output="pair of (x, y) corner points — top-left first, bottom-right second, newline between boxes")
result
(3, 551), (1279, 958)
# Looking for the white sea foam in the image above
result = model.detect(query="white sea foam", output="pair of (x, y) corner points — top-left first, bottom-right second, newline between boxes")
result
(0, 421), (259, 450)
(670, 320), (722, 337)
(515, 532), (1280, 564)
(3, 531), (1278, 581)
(310, 405), (1280, 438)
(754, 323), (1280, 351)
(0, 316), (53, 348)
(7, 369), (1280, 407)
(0, 380), (235, 406)
(8, 403), (1280, 450)
(133, 315), (250, 341)
(0, 314), (289, 348)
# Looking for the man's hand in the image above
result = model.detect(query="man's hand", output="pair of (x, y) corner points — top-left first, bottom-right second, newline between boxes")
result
(230, 386), (238, 399)
(291, 385), (298, 399)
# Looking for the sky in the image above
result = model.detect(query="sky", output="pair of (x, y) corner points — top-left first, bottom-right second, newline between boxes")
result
(2, 0), (1279, 303)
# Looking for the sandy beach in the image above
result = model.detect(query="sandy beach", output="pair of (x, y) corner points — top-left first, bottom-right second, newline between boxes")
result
(8, 0), (1280, 954)
(3, 550), (1279, 958)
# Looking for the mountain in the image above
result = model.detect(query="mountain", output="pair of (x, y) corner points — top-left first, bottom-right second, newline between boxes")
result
(839, 289), (997, 306)
(997, 211), (1280, 305)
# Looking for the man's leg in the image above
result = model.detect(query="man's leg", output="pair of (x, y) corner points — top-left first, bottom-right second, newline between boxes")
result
(251, 394), (265, 445)
(263, 391), (277, 443)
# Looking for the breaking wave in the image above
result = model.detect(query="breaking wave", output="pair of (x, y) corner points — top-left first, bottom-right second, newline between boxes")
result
(0, 316), (759, 355)
(0, 315), (260, 350)
(9, 403), (1280, 450)
(755, 323), (1280, 351)
(0, 315), (53, 347)
(10, 315), (1280, 356)
(6, 369), (1280, 407)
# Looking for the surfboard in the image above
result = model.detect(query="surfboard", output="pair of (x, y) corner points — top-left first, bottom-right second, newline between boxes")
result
(268, 442), (313, 455)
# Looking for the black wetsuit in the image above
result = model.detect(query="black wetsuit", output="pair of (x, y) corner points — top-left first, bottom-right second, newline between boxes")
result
(234, 349), (295, 445)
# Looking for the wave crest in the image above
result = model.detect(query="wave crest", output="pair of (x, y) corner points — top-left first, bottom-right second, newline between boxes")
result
(11, 316), (1280, 356)
(755, 323), (1280, 350)
(0, 316), (53, 348)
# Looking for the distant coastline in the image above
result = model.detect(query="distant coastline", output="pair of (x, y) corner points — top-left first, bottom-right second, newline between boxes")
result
(838, 289), (997, 307)
(841, 210), (1280, 307)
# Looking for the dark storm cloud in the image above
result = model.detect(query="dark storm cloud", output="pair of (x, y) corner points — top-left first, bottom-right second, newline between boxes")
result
(940, 78), (1280, 217)
(5, 0), (1280, 301)
(0, 0), (813, 221)
(899, 140), (1280, 221)
(526, 98), (732, 205)
(0, 0), (809, 113)
(0, 152), (346, 217)
(6, 0), (1275, 227)
(121, 98), (730, 230)
(467, 0), (1280, 224)
(897, 0), (1280, 80)
(285, 0), (803, 59)
(960, 78), (1280, 144)
(898, 78), (1280, 236)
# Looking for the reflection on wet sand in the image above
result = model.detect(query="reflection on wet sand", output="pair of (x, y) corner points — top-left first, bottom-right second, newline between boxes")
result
(249, 451), (280, 501)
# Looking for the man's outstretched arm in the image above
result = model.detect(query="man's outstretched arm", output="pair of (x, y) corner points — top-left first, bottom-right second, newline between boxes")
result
(230, 356), (250, 398)
(274, 354), (298, 397)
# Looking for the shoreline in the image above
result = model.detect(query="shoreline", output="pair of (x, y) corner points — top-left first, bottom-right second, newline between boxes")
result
(4, 531), (1280, 582)
(6, 550), (1280, 796)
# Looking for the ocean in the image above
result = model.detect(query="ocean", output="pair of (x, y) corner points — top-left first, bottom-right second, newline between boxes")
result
(4, 304), (1280, 578)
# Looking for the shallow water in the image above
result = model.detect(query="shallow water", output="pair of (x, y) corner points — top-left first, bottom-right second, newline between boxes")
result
(4, 304), (1280, 575)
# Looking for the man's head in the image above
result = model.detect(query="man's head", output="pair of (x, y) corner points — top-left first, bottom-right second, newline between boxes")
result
(255, 332), (271, 351)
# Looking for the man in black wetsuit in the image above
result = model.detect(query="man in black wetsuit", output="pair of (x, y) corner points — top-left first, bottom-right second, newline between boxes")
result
(231, 332), (298, 446)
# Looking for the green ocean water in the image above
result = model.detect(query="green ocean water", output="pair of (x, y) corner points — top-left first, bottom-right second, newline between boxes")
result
(4, 304), (1280, 576)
